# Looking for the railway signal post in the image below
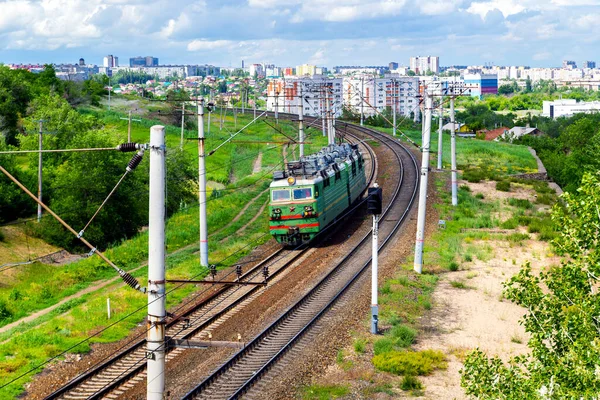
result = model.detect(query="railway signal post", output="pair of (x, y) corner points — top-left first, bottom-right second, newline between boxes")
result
(147, 125), (166, 400)
(368, 184), (383, 334)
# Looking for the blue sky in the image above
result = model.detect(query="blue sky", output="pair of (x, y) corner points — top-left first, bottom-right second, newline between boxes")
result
(0, 0), (599, 68)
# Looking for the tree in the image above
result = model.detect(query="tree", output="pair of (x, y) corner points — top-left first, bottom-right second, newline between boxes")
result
(461, 172), (600, 398)
(525, 76), (533, 93)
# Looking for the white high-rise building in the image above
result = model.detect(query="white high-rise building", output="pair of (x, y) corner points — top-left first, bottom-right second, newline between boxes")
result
(409, 56), (439, 74)
(267, 77), (343, 117)
(103, 55), (118, 68)
(343, 76), (420, 119)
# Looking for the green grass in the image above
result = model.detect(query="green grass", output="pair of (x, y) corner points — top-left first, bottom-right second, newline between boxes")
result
(302, 384), (350, 400)
(0, 108), (333, 397)
(450, 280), (471, 290)
(508, 198), (533, 210)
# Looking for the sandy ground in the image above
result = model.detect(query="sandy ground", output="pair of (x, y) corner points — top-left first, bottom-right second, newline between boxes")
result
(408, 179), (559, 399)
(414, 237), (558, 399)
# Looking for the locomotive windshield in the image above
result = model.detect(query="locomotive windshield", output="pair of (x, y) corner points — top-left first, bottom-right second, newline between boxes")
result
(272, 189), (291, 202)
(293, 188), (312, 200)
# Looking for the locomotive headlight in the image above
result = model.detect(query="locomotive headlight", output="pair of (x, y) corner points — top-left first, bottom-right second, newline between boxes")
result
(287, 176), (296, 185)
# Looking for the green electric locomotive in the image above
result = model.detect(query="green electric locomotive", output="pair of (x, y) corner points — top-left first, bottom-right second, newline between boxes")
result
(269, 143), (367, 245)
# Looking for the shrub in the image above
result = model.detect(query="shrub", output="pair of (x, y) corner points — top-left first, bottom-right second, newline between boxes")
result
(400, 375), (423, 391)
(354, 338), (367, 353)
(500, 217), (519, 229)
(388, 324), (417, 348)
(507, 233), (530, 244)
(460, 184), (471, 192)
(450, 280), (469, 289)
(539, 225), (557, 242)
(496, 180), (511, 192)
(374, 338), (394, 355)
(508, 198), (533, 209)
(372, 350), (447, 376)
(0, 300), (13, 321)
(536, 193), (555, 205)
(532, 181), (555, 195)
(449, 261), (460, 271)
(463, 168), (486, 183)
(464, 254), (473, 262)
(475, 193), (484, 200)
(8, 289), (21, 301)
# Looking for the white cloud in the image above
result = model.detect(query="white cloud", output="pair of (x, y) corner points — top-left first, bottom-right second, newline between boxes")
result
(187, 39), (234, 51)
(247, 0), (301, 7)
(533, 51), (551, 60)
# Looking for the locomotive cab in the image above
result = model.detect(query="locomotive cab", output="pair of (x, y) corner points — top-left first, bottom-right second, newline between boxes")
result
(268, 143), (366, 246)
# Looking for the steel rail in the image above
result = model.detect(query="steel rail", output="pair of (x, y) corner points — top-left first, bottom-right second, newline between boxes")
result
(45, 118), (375, 400)
(183, 123), (418, 399)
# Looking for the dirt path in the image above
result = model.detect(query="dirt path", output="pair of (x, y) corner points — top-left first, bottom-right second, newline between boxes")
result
(212, 187), (269, 237)
(253, 152), (263, 173)
(220, 198), (269, 243)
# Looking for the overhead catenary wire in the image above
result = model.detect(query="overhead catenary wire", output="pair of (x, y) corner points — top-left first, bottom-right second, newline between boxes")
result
(8, 111), (363, 396)
(0, 165), (146, 294)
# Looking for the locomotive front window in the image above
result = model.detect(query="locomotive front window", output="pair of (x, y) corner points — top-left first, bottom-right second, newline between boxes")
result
(293, 188), (312, 200)
(272, 189), (291, 202)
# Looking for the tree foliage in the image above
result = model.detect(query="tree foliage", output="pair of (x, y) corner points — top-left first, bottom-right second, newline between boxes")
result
(516, 114), (600, 192)
(461, 172), (600, 399)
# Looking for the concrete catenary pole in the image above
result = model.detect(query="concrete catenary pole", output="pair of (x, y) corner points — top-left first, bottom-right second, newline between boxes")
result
(326, 88), (334, 145)
(298, 84), (305, 158)
(253, 88), (257, 120)
(450, 94), (458, 206)
(147, 125), (166, 400)
(180, 103), (185, 150)
(241, 87), (245, 114)
(197, 99), (209, 267)
(360, 76), (364, 126)
(321, 86), (326, 137)
(37, 120), (43, 222)
(414, 89), (433, 274)
(274, 91), (279, 123)
(437, 98), (443, 169)
(127, 110), (132, 143)
(392, 79), (397, 137)
(207, 91), (212, 135)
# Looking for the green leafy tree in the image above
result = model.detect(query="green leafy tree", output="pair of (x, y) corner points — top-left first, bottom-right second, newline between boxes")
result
(461, 172), (600, 398)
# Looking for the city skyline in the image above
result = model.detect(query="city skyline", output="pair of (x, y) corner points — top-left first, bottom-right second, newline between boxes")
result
(0, 0), (599, 68)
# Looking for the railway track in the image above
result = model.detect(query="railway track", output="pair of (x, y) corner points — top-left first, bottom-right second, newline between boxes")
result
(45, 120), (376, 400)
(183, 123), (419, 399)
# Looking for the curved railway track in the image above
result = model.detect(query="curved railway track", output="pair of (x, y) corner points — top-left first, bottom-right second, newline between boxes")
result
(183, 123), (419, 399)
(45, 119), (376, 400)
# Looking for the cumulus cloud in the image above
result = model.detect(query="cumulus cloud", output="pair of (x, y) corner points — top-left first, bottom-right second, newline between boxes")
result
(187, 39), (234, 51)
(0, 0), (598, 68)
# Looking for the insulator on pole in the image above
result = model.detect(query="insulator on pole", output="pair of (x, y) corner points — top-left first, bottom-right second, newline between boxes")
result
(117, 143), (140, 152)
(126, 151), (144, 172)
(119, 269), (146, 293)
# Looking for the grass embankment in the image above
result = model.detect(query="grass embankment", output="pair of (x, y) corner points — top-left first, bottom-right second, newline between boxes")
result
(0, 104), (329, 398)
(302, 124), (556, 397)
